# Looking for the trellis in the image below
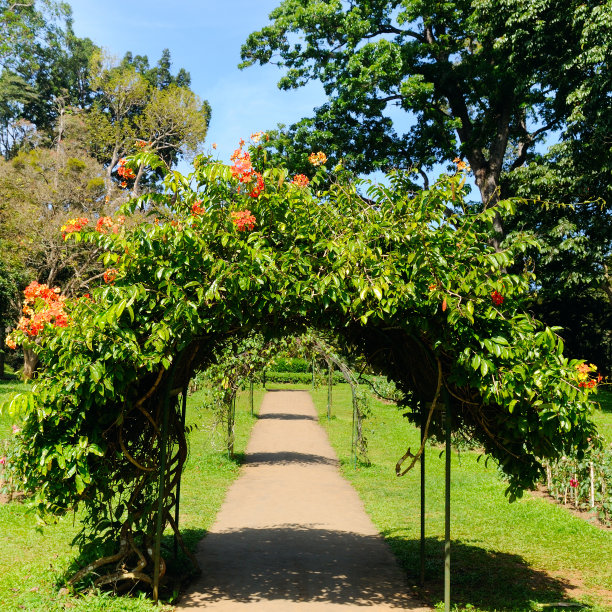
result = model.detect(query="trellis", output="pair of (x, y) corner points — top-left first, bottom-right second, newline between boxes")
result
(4, 151), (598, 611)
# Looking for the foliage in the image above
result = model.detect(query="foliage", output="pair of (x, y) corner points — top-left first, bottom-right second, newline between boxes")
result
(240, 0), (609, 213)
(0, 141), (601, 590)
(87, 49), (210, 199)
(310, 384), (612, 611)
(0, 0), (96, 157)
(0, 382), (260, 610)
(544, 438), (612, 524)
(0, 123), (108, 293)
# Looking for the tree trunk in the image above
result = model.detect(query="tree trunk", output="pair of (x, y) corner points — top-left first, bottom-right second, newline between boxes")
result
(23, 347), (39, 379)
(474, 167), (504, 252)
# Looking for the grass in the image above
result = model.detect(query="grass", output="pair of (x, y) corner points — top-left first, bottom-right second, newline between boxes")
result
(1, 374), (610, 611)
(592, 389), (612, 443)
(0, 377), (265, 611)
(310, 384), (612, 612)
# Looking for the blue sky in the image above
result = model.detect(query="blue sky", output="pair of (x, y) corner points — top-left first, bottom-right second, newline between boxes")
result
(68, 0), (326, 166)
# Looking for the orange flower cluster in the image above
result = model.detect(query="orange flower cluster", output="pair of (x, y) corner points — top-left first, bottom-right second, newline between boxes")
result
(103, 268), (118, 284)
(135, 139), (152, 148)
(61, 217), (89, 240)
(250, 131), (265, 144)
(192, 200), (205, 215)
(291, 174), (310, 187)
(230, 146), (265, 198)
(117, 158), (136, 180)
(453, 157), (468, 171)
(576, 363), (602, 389)
(491, 290), (504, 306)
(16, 281), (68, 338)
(231, 210), (256, 232)
(96, 216), (125, 234)
(308, 151), (327, 166)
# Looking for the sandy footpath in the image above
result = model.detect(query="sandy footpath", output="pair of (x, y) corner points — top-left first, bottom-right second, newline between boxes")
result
(178, 390), (432, 610)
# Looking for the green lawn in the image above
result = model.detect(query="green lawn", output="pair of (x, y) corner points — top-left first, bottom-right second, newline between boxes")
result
(593, 389), (612, 443)
(311, 384), (612, 612)
(0, 378), (264, 611)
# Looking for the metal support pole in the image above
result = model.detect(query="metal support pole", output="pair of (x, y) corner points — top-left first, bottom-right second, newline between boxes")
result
(153, 370), (174, 603)
(351, 387), (357, 468)
(327, 363), (332, 420)
(227, 394), (236, 459)
(173, 386), (188, 560)
(312, 356), (315, 390)
(420, 404), (426, 587)
(444, 401), (451, 612)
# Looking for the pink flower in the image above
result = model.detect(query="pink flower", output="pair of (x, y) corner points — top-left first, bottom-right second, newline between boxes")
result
(12, 425), (20, 434)
(0, 457), (6, 466)
(569, 478), (578, 488)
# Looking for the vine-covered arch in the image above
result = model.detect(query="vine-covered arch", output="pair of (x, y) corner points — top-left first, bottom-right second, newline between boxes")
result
(4, 141), (599, 595)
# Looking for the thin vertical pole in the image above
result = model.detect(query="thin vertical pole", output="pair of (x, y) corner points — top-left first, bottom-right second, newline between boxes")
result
(327, 362), (332, 420)
(420, 404), (426, 587)
(228, 394), (236, 459)
(351, 387), (357, 468)
(250, 378), (254, 416)
(312, 356), (315, 390)
(444, 401), (451, 612)
(153, 372), (173, 603)
(173, 386), (188, 559)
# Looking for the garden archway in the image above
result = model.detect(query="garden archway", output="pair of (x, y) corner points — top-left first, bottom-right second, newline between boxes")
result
(5, 147), (598, 602)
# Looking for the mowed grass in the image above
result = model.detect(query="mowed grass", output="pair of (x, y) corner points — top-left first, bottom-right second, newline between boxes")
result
(593, 389), (612, 443)
(311, 384), (612, 612)
(0, 377), (264, 611)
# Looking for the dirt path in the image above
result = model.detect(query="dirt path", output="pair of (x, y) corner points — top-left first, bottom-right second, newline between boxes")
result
(178, 390), (432, 610)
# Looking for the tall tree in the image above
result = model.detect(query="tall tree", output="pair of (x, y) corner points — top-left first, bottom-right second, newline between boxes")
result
(87, 49), (210, 198)
(0, 0), (97, 157)
(241, 0), (609, 242)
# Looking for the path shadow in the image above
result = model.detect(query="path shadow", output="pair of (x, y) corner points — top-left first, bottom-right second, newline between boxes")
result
(384, 534), (587, 611)
(246, 451), (337, 467)
(258, 412), (316, 421)
(181, 525), (419, 608)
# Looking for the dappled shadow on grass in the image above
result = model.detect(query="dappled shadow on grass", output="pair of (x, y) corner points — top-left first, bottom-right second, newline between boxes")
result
(60, 527), (207, 601)
(384, 534), (586, 611)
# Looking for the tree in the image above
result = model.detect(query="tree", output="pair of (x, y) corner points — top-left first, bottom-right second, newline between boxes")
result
(0, 113), (108, 293)
(240, 0), (609, 242)
(86, 50), (210, 199)
(0, 1), (95, 156)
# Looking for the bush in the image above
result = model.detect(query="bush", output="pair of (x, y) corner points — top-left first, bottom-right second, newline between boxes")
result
(267, 357), (311, 373)
(544, 443), (612, 524)
(264, 370), (347, 385)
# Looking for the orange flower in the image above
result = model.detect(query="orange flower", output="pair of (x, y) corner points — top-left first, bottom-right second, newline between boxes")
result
(6, 337), (16, 350)
(103, 268), (117, 284)
(231, 210), (256, 232)
(249, 172), (265, 198)
(192, 200), (205, 215)
(61, 217), (88, 240)
(453, 157), (467, 171)
(291, 174), (310, 187)
(308, 151), (327, 166)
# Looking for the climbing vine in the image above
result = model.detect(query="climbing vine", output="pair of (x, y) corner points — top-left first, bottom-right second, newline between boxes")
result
(1, 137), (601, 590)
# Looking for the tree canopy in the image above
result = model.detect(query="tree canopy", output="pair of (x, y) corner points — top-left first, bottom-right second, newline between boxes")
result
(240, 0), (610, 210)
